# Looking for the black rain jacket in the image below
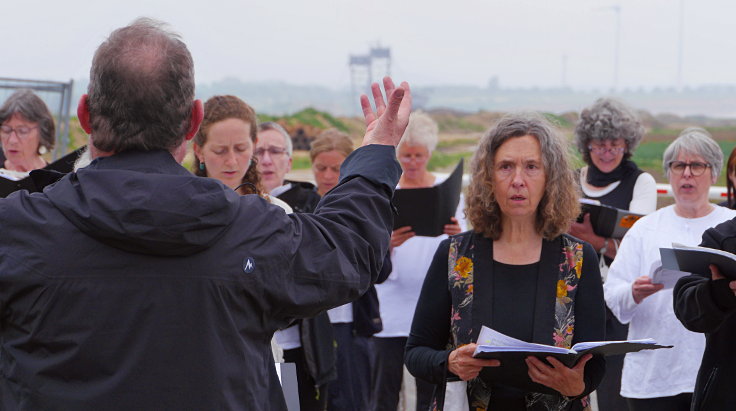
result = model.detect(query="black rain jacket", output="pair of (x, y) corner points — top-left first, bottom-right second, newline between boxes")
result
(674, 218), (736, 411)
(0, 145), (399, 410)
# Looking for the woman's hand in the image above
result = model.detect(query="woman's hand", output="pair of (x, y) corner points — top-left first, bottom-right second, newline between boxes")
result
(391, 226), (415, 248)
(525, 354), (592, 397)
(443, 217), (462, 236)
(631, 275), (664, 304)
(710, 264), (736, 296)
(568, 213), (596, 242)
(447, 344), (500, 381)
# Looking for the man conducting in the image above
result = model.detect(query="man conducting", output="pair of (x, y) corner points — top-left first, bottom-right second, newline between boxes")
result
(0, 18), (411, 410)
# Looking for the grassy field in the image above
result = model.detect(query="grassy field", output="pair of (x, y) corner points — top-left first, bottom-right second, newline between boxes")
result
(63, 110), (736, 187)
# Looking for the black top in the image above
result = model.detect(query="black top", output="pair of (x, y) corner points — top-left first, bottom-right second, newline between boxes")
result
(490, 260), (540, 407)
(582, 165), (643, 211)
(492, 260), (539, 343)
(277, 180), (321, 213)
(405, 235), (606, 410)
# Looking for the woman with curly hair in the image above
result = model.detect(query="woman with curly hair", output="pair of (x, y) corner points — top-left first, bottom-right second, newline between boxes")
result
(568, 98), (657, 411)
(405, 113), (606, 411)
(192, 95), (267, 197)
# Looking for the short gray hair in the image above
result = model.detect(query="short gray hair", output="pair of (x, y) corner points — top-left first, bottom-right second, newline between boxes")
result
(257, 122), (293, 157)
(574, 98), (645, 164)
(398, 111), (438, 152)
(0, 89), (55, 154)
(87, 17), (195, 153)
(663, 127), (723, 181)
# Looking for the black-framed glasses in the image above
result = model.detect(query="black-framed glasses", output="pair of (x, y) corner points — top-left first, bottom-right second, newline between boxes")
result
(668, 161), (710, 176)
(0, 125), (38, 139)
(254, 146), (288, 158)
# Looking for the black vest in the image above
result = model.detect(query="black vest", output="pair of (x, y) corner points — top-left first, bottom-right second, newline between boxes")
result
(582, 166), (643, 210)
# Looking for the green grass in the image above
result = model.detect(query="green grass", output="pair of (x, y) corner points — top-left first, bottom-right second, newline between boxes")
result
(427, 151), (473, 171)
(291, 156), (312, 170)
(259, 108), (349, 132)
(437, 138), (478, 149)
(436, 117), (486, 133)
(543, 113), (572, 128)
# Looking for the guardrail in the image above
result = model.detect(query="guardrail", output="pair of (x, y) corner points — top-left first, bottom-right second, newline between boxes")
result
(657, 183), (728, 201)
(437, 172), (730, 202)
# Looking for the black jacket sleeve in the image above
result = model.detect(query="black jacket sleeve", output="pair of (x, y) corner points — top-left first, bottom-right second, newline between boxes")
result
(674, 220), (736, 333)
(405, 239), (454, 384)
(266, 145), (401, 322)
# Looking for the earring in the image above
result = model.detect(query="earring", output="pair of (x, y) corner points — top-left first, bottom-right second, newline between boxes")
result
(38, 146), (48, 155)
(199, 162), (205, 171)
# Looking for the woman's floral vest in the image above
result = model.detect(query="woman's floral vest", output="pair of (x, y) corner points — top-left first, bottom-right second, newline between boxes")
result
(431, 232), (590, 411)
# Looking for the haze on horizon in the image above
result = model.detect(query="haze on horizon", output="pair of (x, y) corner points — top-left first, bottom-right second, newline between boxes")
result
(3, 0), (735, 93)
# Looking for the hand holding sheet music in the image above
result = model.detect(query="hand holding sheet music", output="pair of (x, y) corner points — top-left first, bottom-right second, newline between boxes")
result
(392, 159), (463, 237)
(660, 242), (736, 280)
(577, 199), (644, 239)
(471, 326), (671, 391)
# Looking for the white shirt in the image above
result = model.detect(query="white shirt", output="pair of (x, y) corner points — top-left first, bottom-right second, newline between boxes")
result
(604, 204), (736, 398)
(375, 174), (467, 338)
(579, 167), (658, 214)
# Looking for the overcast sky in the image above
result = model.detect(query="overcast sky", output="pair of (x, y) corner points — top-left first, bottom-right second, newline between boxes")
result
(3, 0), (734, 91)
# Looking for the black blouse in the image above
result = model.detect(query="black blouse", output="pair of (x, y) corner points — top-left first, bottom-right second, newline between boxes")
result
(405, 235), (606, 409)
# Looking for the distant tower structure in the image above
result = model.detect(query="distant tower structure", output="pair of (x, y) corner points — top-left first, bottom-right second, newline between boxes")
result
(349, 45), (392, 113)
(349, 54), (372, 104)
(370, 46), (392, 81)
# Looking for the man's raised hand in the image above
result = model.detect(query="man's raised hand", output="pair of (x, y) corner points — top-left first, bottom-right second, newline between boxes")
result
(360, 77), (412, 147)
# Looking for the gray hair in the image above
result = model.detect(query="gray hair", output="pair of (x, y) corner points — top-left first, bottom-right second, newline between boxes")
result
(662, 127), (723, 181)
(257, 122), (293, 157)
(398, 111), (438, 153)
(574, 98), (645, 164)
(86, 17), (195, 153)
(0, 89), (55, 154)
(466, 112), (580, 240)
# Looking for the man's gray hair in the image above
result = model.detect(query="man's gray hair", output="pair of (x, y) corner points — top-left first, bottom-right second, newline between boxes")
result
(86, 17), (195, 153)
(257, 122), (293, 157)
(574, 98), (645, 165)
(663, 127), (723, 180)
(0, 89), (55, 154)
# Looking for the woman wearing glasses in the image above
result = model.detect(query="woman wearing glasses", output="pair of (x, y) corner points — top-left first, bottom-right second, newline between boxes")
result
(568, 98), (657, 411)
(604, 128), (736, 411)
(0, 89), (55, 178)
(373, 111), (465, 411)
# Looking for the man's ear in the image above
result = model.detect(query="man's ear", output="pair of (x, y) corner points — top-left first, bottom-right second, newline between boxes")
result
(77, 94), (92, 134)
(185, 99), (204, 141)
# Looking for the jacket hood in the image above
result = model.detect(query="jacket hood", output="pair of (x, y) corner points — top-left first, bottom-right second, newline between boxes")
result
(45, 150), (241, 256)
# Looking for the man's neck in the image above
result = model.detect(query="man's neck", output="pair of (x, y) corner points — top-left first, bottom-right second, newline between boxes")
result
(88, 142), (114, 160)
(88, 139), (186, 163)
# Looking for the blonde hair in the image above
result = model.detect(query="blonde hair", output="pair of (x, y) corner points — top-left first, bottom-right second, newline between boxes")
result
(309, 129), (354, 162)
